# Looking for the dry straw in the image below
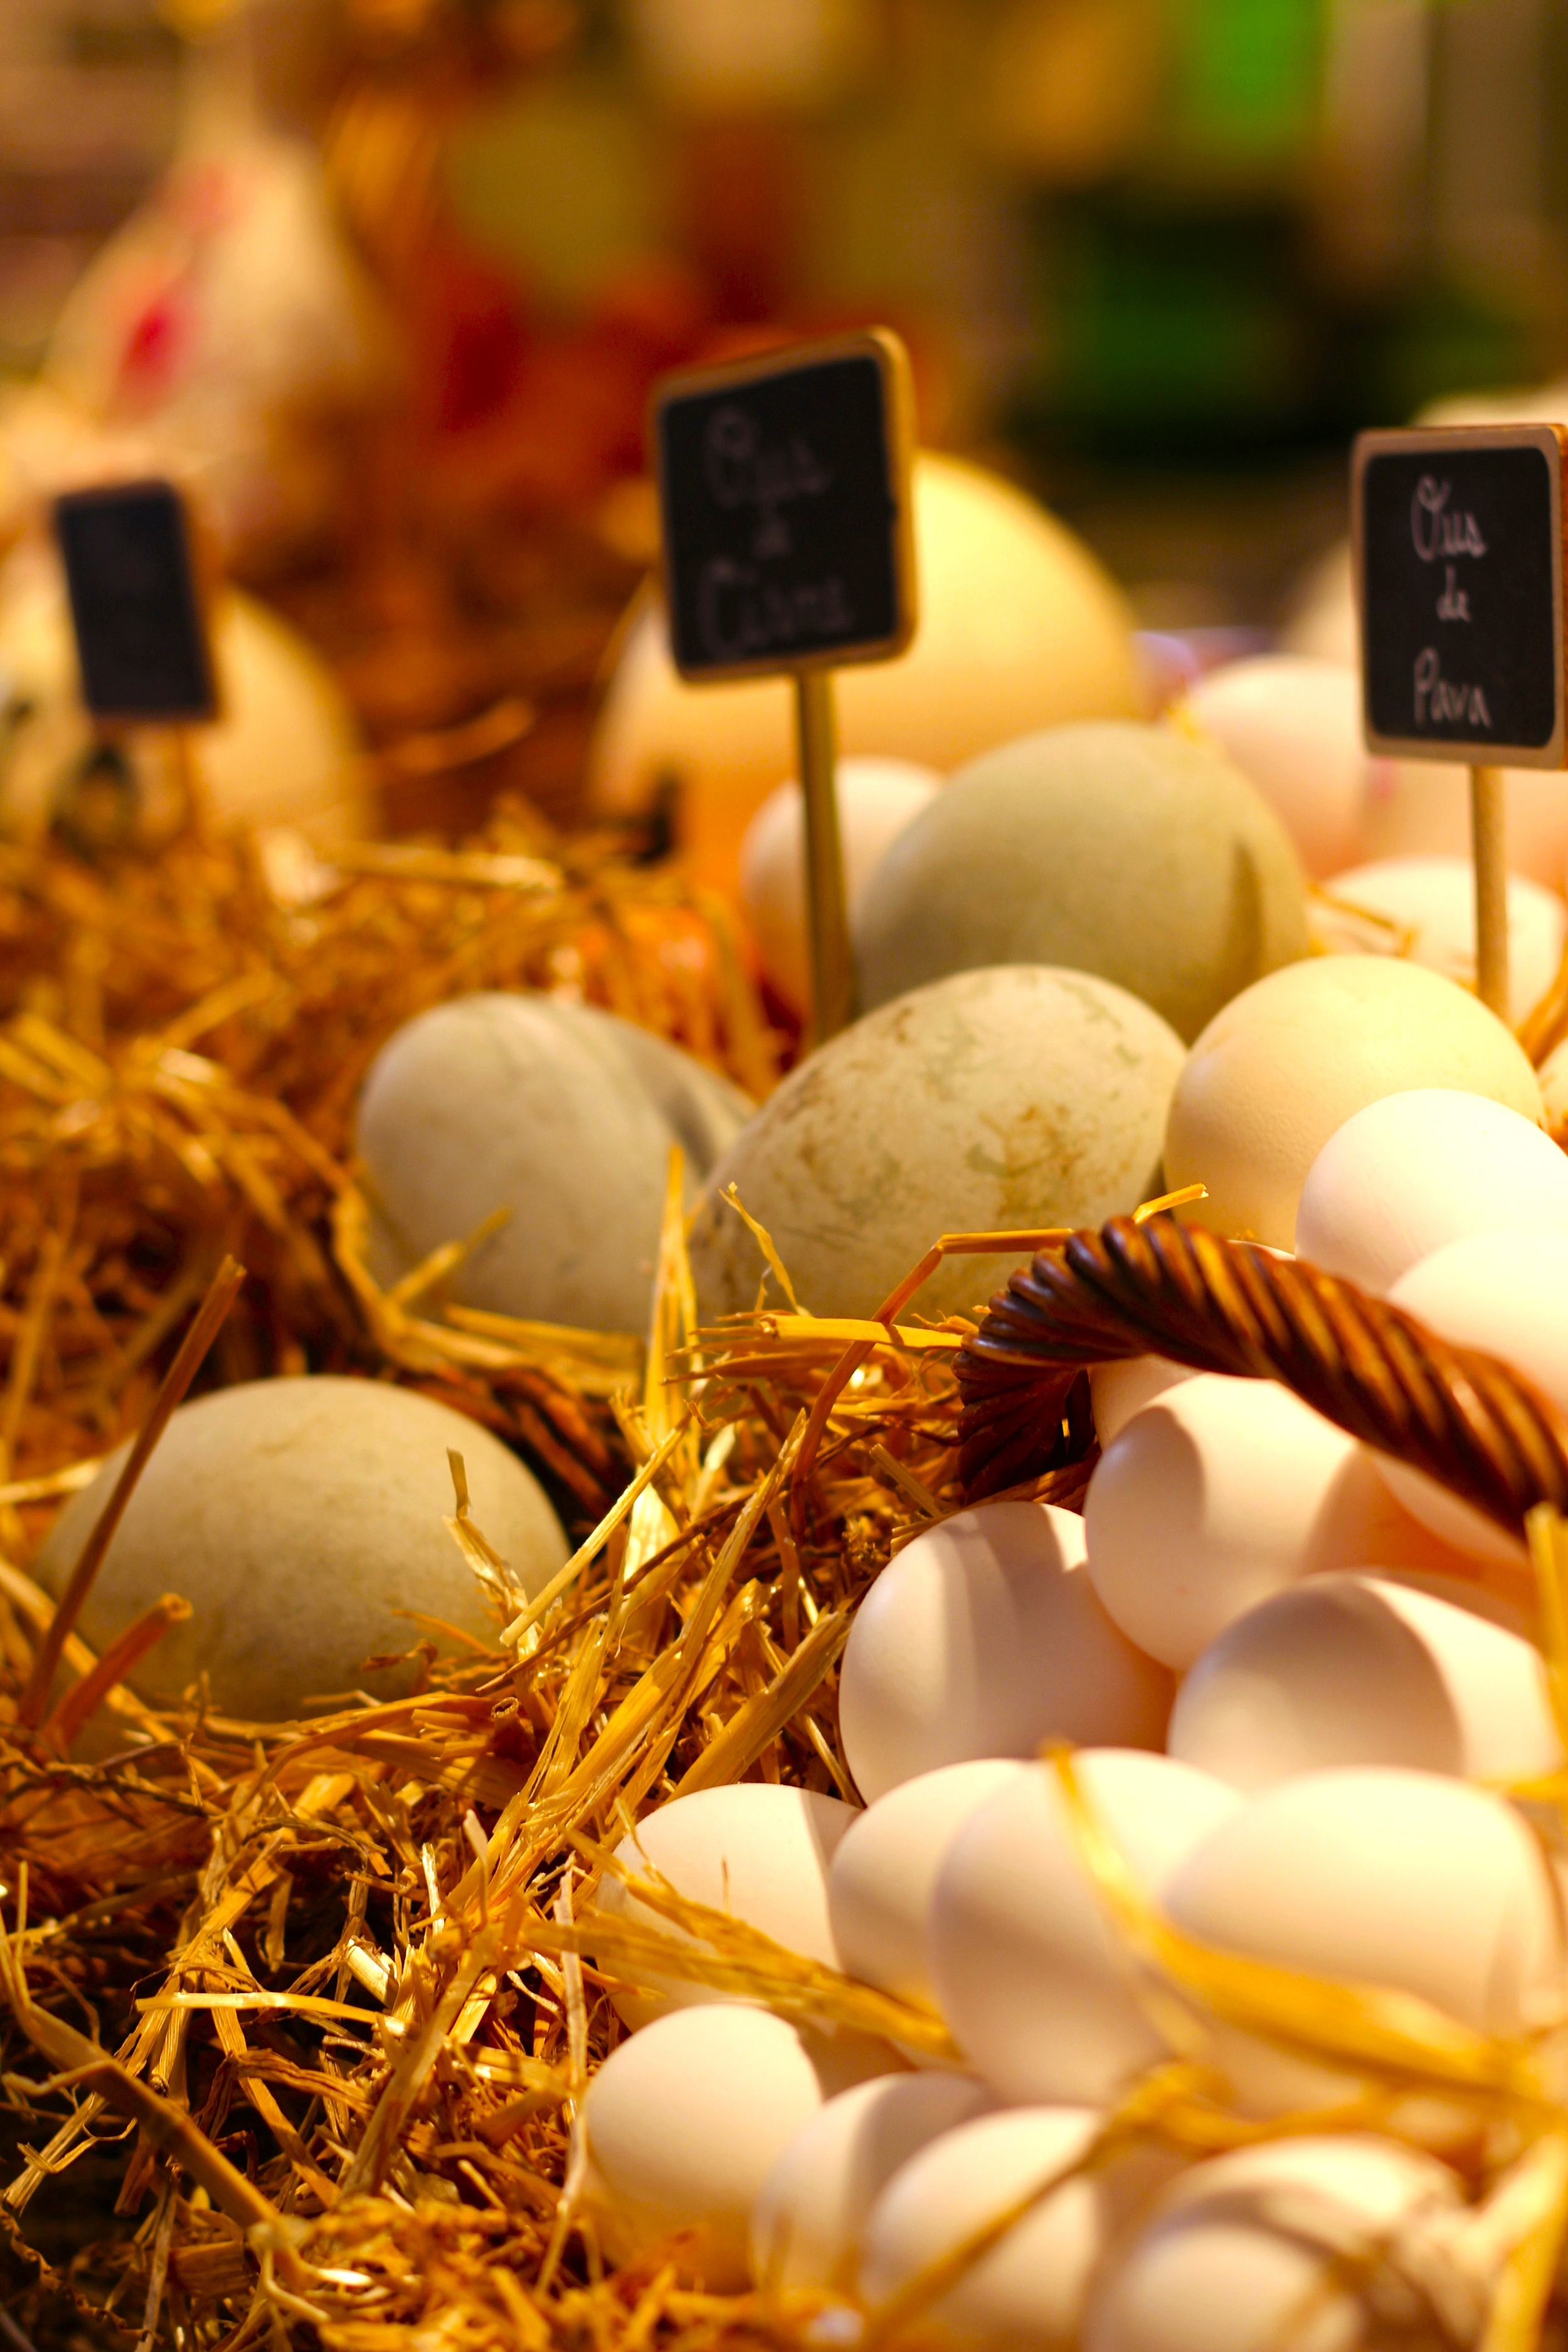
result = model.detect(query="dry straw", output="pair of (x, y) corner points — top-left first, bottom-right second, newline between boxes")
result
(1, 815), (1568, 2350)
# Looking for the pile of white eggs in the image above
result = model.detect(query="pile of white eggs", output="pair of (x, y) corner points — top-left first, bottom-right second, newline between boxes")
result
(578, 1079), (1568, 2348)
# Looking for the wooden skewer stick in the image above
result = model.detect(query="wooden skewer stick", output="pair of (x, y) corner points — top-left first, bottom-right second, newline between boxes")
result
(795, 669), (857, 1044)
(1470, 763), (1510, 1019)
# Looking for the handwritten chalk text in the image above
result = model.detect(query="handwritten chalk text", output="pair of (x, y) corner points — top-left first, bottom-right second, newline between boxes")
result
(1414, 645), (1492, 729)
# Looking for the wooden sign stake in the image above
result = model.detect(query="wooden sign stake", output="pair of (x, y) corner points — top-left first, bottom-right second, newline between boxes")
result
(1469, 763), (1509, 1017)
(652, 329), (918, 1046)
(794, 669), (855, 1039)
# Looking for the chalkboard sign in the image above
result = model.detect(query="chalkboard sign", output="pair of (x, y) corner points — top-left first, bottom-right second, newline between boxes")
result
(55, 479), (218, 724)
(652, 330), (917, 684)
(1353, 424), (1567, 767)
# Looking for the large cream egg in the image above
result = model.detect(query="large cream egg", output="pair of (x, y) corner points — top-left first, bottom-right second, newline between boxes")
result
(581, 2002), (894, 2287)
(739, 757), (942, 1017)
(1178, 655), (1369, 879)
(752, 2070), (995, 2296)
(32, 1375), (566, 1720)
(356, 993), (751, 1336)
(1168, 1572), (1560, 1791)
(1163, 955), (1542, 1247)
(854, 722), (1309, 1043)
(859, 2104), (1178, 2349)
(587, 453), (1141, 897)
(828, 1760), (1031, 2010)
(1083, 2134), (1463, 2352)
(1322, 856), (1566, 1024)
(839, 1503), (1171, 1804)
(598, 1782), (859, 2026)
(930, 1752), (1241, 2106)
(1295, 1088), (1568, 1295)
(689, 965), (1184, 1322)
(1162, 1767), (1563, 2117)
(0, 544), (369, 848)
(1375, 1231), (1568, 1565)
(1083, 1375), (1483, 1672)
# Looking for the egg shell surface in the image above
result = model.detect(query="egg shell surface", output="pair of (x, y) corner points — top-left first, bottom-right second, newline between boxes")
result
(839, 1502), (1171, 1804)
(31, 1375), (566, 1720)
(930, 1751), (1241, 2106)
(1179, 654), (1367, 880)
(1162, 1767), (1564, 2117)
(581, 2003), (895, 2288)
(854, 720), (1309, 1044)
(828, 1759), (1031, 2009)
(1323, 856), (1566, 1025)
(1168, 1572), (1561, 1791)
(1361, 758), (1568, 891)
(356, 992), (751, 1335)
(859, 2104), (1178, 2350)
(689, 965), (1185, 1322)
(600, 1783), (859, 2025)
(1082, 2134), (1462, 2352)
(740, 758), (942, 1017)
(1084, 1375), (1421, 1671)
(1163, 955), (1542, 1247)
(1295, 1088), (1568, 1296)
(751, 2070), (995, 2296)
(1089, 1355), (1199, 1445)
(1377, 1229), (1568, 1564)
(586, 453), (1141, 898)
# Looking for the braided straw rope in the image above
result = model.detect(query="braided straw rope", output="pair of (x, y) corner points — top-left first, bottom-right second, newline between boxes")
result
(956, 1213), (1568, 1534)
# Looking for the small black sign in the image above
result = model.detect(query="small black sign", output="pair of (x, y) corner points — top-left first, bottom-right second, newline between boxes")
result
(652, 331), (917, 683)
(55, 479), (217, 724)
(1354, 425), (1566, 766)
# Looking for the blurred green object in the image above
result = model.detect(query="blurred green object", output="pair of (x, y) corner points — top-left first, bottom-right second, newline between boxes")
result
(1167, 0), (1323, 163)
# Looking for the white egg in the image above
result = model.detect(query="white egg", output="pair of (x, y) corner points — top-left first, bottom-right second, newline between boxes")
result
(930, 1751), (1241, 2106)
(1163, 955), (1542, 1248)
(829, 1760), (1030, 2010)
(1168, 1572), (1561, 1791)
(1083, 2134), (1463, 2352)
(1179, 656), (1368, 879)
(1162, 1767), (1563, 2118)
(1295, 1088), (1568, 1295)
(839, 1503), (1172, 1804)
(1322, 856), (1567, 1025)
(356, 992), (751, 1335)
(1084, 1377), (1358, 1671)
(586, 452), (1141, 899)
(739, 757), (942, 1016)
(751, 2070), (995, 2296)
(1377, 1230), (1568, 1565)
(598, 1783), (860, 2026)
(581, 2003), (895, 2287)
(859, 2104), (1178, 2349)
(31, 1375), (565, 1720)
(1089, 1357), (1199, 1444)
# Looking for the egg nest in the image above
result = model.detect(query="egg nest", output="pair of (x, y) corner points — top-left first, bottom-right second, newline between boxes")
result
(2, 812), (1568, 2352)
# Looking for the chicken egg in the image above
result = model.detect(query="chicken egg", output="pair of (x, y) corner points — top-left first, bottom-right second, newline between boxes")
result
(838, 1502), (1172, 1804)
(1167, 1571), (1559, 1791)
(930, 1751), (1240, 2106)
(828, 1759), (1030, 2011)
(751, 2070), (995, 2297)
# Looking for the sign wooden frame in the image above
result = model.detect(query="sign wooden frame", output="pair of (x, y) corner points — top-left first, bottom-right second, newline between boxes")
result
(1353, 421), (1568, 769)
(651, 327), (918, 686)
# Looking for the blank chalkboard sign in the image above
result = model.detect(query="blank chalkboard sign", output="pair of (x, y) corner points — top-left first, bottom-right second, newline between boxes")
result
(1353, 424), (1568, 767)
(652, 330), (917, 683)
(55, 480), (217, 724)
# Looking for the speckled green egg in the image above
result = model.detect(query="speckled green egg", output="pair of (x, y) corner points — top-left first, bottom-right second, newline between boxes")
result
(854, 721), (1311, 1044)
(689, 965), (1186, 1323)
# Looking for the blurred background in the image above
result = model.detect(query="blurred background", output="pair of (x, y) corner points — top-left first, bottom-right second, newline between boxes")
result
(0, 0), (1562, 844)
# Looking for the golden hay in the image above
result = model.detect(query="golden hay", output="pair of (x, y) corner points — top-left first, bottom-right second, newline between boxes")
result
(1, 818), (1567, 2352)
